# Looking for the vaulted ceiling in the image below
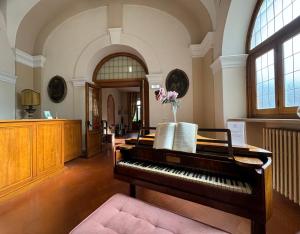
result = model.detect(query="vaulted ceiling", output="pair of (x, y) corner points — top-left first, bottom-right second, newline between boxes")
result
(14, 0), (215, 55)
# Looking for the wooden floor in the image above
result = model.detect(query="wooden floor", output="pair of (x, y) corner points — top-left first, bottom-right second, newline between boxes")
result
(0, 145), (299, 234)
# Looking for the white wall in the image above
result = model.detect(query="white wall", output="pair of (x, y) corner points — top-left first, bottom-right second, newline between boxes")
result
(123, 5), (193, 126)
(0, 80), (15, 119)
(42, 7), (107, 118)
(0, 9), (16, 119)
(41, 5), (193, 128)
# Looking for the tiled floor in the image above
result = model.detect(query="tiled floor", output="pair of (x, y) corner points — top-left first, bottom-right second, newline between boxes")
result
(0, 145), (299, 234)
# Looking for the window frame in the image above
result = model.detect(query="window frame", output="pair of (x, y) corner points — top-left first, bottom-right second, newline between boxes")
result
(246, 0), (300, 118)
(92, 52), (148, 84)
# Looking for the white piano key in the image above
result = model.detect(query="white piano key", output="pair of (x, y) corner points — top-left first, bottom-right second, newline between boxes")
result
(117, 161), (252, 194)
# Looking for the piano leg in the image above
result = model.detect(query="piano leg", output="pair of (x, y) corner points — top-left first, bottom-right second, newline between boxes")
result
(129, 184), (136, 198)
(251, 220), (266, 234)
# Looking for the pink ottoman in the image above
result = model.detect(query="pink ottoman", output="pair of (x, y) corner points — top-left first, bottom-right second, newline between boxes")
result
(70, 194), (228, 234)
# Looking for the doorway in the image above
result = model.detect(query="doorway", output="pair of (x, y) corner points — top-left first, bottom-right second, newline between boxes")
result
(85, 52), (149, 154)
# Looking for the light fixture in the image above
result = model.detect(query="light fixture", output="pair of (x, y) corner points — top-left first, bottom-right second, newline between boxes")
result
(128, 66), (133, 73)
(151, 84), (161, 89)
(21, 89), (40, 118)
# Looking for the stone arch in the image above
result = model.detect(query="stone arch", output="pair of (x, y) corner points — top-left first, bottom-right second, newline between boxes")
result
(73, 32), (162, 81)
(222, 0), (257, 55)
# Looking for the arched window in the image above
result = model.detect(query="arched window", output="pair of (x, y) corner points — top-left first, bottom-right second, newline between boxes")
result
(247, 0), (300, 118)
(93, 53), (147, 82)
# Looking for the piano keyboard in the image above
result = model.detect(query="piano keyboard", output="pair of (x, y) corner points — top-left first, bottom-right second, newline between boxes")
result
(117, 160), (252, 194)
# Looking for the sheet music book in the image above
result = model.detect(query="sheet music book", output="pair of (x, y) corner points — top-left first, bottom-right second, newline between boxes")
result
(153, 122), (198, 153)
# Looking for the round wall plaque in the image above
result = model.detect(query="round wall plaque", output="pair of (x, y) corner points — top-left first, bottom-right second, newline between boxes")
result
(165, 69), (189, 98)
(47, 76), (67, 103)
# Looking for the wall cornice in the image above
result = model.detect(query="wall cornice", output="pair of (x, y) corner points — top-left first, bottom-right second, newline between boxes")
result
(210, 54), (248, 75)
(70, 78), (89, 87)
(146, 73), (163, 85)
(14, 48), (46, 68)
(190, 32), (214, 58)
(0, 71), (17, 84)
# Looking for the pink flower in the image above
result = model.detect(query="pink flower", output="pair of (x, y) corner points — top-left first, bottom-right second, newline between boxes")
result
(166, 91), (178, 101)
(154, 88), (166, 101)
(154, 88), (178, 104)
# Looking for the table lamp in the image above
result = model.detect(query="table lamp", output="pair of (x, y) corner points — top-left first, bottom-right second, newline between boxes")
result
(21, 89), (40, 118)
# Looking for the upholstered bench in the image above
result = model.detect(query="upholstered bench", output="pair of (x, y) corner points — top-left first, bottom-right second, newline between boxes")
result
(70, 193), (228, 234)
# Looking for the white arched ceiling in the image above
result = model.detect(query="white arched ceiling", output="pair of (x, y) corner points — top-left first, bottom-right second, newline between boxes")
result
(14, 0), (214, 55)
(74, 33), (161, 81)
(222, 0), (256, 55)
(200, 0), (216, 30)
(3, 0), (40, 47)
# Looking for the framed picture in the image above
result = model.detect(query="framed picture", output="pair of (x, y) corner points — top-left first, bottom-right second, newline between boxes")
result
(44, 111), (53, 119)
(165, 69), (189, 98)
(47, 76), (67, 103)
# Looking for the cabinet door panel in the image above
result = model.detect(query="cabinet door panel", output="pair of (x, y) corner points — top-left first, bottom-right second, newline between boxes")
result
(37, 123), (63, 175)
(0, 125), (33, 191)
(64, 121), (82, 162)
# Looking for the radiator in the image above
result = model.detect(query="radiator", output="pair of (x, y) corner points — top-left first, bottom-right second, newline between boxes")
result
(263, 128), (300, 205)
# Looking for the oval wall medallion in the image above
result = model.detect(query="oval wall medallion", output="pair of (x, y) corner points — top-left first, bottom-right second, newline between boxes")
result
(47, 76), (67, 103)
(165, 69), (189, 98)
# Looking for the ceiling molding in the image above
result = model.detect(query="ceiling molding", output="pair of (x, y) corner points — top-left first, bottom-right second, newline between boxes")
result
(146, 73), (163, 84)
(70, 78), (89, 87)
(0, 71), (17, 84)
(190, 32), (214, 58)
(108, 28), (122, 44)
(14, 48), (46, 68)
(210, 54), (248, 75)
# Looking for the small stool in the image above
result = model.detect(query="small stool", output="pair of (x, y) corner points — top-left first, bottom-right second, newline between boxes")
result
(70, 193), (229, 234)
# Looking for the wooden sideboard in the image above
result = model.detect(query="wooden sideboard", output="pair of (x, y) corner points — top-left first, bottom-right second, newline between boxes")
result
(0, 119), (82, 201)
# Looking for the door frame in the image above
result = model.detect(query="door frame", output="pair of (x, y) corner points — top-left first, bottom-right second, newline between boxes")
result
(85, 82), (101, 157)
(95, 78), (150, 129)
(91, 52), (150, 129)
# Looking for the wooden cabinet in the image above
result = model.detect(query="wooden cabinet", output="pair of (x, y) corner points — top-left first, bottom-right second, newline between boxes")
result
(64, 120), (82, 162)
(0, 119), (82, 201)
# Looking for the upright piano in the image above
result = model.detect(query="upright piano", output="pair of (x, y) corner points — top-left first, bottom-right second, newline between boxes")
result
(114, 128), (272, 234)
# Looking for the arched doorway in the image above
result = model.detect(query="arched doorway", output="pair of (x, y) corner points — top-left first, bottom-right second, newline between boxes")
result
(107, 94), (115, 129)
(92, 52), (150, 130)
(85, 52), (149, 154)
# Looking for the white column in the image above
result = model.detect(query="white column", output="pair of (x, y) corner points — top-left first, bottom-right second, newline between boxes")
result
(71, 78), (88, 150)
(0, 71), (17, 119)
(210, 54), (248, 128)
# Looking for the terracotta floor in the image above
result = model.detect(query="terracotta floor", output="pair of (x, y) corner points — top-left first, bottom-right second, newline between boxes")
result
(0, 145), (299, 234)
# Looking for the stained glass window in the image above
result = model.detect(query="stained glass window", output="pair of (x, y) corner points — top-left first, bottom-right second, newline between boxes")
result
(96, 56), (146, 80)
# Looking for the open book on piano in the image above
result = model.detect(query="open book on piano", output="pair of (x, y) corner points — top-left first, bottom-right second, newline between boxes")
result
(153, 122), (198, 153)
(114, 126), (272, 234)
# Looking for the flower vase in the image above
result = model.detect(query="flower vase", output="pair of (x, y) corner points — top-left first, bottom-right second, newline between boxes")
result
(171, 103), (178, 122)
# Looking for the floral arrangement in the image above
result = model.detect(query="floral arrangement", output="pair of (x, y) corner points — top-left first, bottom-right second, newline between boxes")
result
(154, 88), (179, 104)
(154, 88), (179, 122)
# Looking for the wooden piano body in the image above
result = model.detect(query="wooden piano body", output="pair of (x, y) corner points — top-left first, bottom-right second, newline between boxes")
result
(114, 128), (272, 234)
